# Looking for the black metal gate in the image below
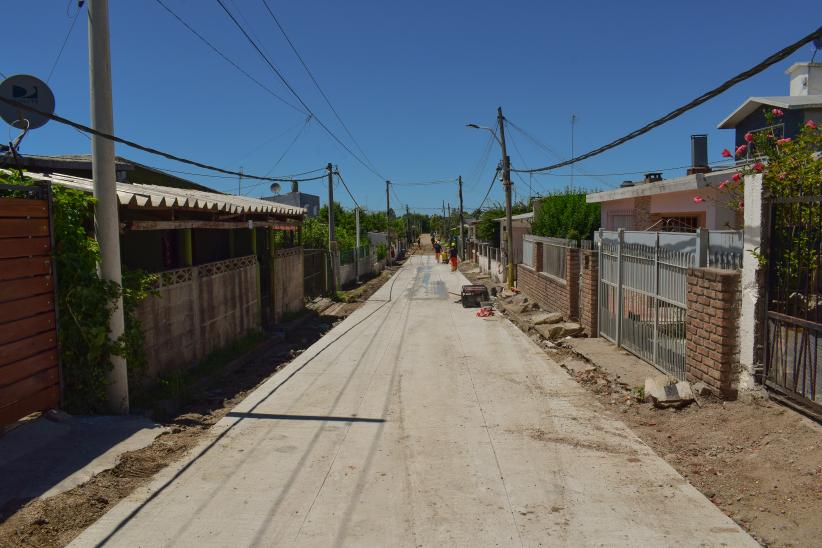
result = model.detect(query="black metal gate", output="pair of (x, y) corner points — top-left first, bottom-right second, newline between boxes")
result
(303, 248), (327, 299)
(764, 195), (821, 417)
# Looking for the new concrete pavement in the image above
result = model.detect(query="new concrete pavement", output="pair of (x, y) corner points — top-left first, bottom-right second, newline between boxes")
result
(72, 255), (756, 547)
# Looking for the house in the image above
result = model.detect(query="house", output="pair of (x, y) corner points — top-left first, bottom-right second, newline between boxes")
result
(494, 211), (534, 264)
(263, 180), (321, 217)
(587, 168), (740, 231)
(17, 168), (305, 380)
(717, 62), (822, 144)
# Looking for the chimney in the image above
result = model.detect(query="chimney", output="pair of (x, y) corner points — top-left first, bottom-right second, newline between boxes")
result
(291, 180), (299, 193)
(643, 172), (662, 184)
(786, 62), (822, 96)
(687, 134), (711, 175)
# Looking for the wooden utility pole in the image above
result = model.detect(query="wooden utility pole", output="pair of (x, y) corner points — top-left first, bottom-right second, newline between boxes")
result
(327, 163), (338, 290)
(497, 106), (515, 288)
(355, 206), (360, 284)
(88, 0), (128, 413)
(405, 205), (411, 248)
(458, 175), (465, 260)
(385, 180), (391, 264)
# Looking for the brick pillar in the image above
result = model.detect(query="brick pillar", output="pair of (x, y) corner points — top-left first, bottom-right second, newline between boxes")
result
(579, 248), (598, 336)
(566, 247), (580, 320)
(685, 268), (741, 397)
(634, 196), (652, 230)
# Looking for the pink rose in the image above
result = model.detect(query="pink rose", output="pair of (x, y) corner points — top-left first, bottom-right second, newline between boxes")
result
(735, 144), (747, 156)
(718, 180), (729, 189)
(772, 108), (784, 117)
(753, 162), (765, 173)
(776, 138), (791, 145)
(721, 148), (732, 158)
(806, 120), (817, 129)
(777, 172), (786, 180)
(744, 132), (754, 142)
(693, 196), (704, 204)
(732, 173), (742, 182)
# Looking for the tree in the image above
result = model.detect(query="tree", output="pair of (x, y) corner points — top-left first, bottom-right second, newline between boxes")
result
(531, 189), (600, 241)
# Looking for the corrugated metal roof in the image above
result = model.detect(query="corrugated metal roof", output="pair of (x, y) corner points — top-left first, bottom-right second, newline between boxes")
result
(717, 95), (822, 128)
(493, 211), (534, 222)
(9, 170), (306, 217)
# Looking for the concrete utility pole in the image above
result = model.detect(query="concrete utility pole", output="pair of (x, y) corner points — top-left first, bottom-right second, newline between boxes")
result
(458, 175), (465, 260)
(405, 205), (411, 248)
(497, 106), (515, 288)
(88, 0), (128, 413)
(327, 163), (338, 290)
(355, 206), (360, 284)
(385, 180), (391, 264)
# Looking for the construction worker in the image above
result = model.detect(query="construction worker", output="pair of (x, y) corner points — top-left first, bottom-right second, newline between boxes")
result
(449, 243), (459, 272)
(433, 240), (442, 262)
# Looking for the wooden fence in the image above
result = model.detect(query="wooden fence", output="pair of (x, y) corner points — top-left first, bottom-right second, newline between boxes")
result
(0, 189), (60, 428)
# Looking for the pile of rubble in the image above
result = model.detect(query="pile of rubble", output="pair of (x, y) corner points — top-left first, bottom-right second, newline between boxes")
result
(493, 291), (584, 341)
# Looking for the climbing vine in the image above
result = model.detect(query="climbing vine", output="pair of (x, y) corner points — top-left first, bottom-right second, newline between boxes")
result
(1, 171), (156, 412)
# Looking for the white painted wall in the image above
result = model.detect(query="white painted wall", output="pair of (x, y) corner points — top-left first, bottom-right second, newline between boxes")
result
(738, 174), (763, 391)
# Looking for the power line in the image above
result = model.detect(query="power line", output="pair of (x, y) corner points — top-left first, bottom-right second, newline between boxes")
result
(469, 167), (501, 211)
(0, 94), (309, 183)
(334, 169), (361, 209)
(505, 129), (551, 194)
(152, 0), (305, 114)
(46, 1), (83, 83)
(260, 0), (382, 177)
(391, 178), (457, 186)
(147, 164), (325, 181)
(215, 0), (387, 181)
(263, 115), (313, 176)
(515, 25), (822, 173)
(530, 159), (737, 178)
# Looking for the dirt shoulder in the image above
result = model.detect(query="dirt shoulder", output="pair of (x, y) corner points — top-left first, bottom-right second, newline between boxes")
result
(0, 267), (400, 548)
(459, 262), (822, 548)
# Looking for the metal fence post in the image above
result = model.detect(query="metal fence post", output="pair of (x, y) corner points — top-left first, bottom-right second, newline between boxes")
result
(597, 229), (602, 338)
(695, 227), (708, 267)
(653, 232), (660, 367)
(616, 228), (624, 348)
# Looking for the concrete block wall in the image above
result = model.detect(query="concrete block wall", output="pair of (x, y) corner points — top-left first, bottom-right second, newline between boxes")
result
(516, 244), (579, 320)
(685, 268), (741, 396)
(579, 248), (598, 337)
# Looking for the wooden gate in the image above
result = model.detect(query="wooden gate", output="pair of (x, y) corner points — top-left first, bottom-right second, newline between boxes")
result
(0, 183), (60, 428)
(303, 248), (327, 299)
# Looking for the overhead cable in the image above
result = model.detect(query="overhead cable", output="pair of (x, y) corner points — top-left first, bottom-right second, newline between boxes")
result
(0, 95), (307, 183)
(260, 0), (382, 177)
(152, 0), (306, 114)
(216, 0), (387, 181)
(470, 167), (501, 212)
(334, 169), (361, 209)
(513, 25), (822, 173)
(46, 1), (83, 83)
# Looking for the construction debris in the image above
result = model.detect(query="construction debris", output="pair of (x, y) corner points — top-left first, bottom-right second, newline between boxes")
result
(644, 378), (695, 408)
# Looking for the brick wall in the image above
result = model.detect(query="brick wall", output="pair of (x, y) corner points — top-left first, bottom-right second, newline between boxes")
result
(517, 243), (579, 320)
(685, 268), (741, 397)
(579, 248), (598, 336)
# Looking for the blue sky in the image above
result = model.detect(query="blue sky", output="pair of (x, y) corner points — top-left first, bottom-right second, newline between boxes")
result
(2, 0), (820, 212)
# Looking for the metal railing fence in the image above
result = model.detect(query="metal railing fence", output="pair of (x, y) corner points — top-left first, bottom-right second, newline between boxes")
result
(597, 228), (741, 380)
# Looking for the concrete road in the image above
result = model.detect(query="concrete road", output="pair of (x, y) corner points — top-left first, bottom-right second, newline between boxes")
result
(72, 255), (756, 547)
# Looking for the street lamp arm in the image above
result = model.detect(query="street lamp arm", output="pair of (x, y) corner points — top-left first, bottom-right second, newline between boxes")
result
(465, 123), (501, 145)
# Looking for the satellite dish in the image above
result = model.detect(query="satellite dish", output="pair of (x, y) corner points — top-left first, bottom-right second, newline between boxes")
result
(270, 182), (281, 194)
(0, 74), (55, 129)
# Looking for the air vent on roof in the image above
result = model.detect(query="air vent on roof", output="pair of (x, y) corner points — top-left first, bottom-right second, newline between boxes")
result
(620, 180), (635, 188)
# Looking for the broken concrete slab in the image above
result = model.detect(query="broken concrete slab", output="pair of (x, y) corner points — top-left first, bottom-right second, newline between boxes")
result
(535, 322), (584, 340)
(692, 382), (712, 397)
(532, 312), (563, 325)
(644, 378), (695, 407)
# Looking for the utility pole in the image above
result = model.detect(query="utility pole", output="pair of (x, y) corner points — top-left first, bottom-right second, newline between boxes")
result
(355, 206), (360, 284)
(385, 180), (391, 264)
(458, 175), (465, 260)
(447, 203), (451, 242)
(497, 106), (515, 288)
(327, 163), (338, 290)
(88, 0), (128, 413)
(405, 205), (411, 249)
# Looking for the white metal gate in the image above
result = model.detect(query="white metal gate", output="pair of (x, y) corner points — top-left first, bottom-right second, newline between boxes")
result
(598, 229), (742, 380)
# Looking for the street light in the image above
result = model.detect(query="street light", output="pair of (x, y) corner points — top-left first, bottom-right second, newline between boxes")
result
(466, 108), (515, 289)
